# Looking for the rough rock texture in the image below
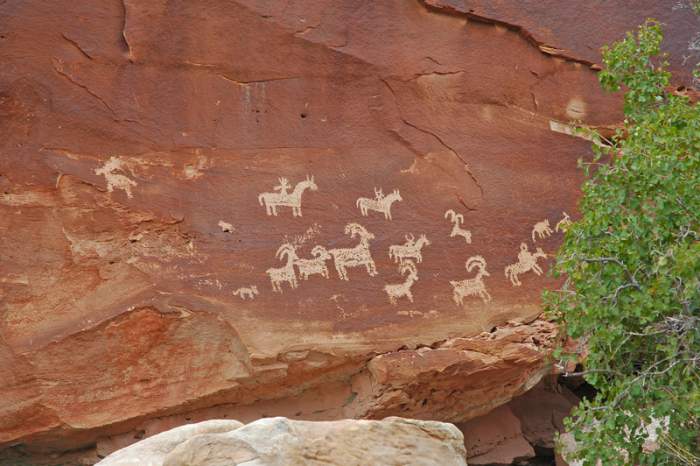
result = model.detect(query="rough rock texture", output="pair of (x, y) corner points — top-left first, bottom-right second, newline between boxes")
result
(456, 379), (578, 464)
(96, 417), (467, 466)
(93, 420), (243, 466)
(1, 0), (698, 457)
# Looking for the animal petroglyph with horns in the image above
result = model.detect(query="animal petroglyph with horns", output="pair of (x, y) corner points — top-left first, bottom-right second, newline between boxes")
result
(328, 223), (378, 281)
(450, 255), (491, 305)
(266, 243), (299, 292)
(384, 260), (419, 305)
(444, 209), (472, 244)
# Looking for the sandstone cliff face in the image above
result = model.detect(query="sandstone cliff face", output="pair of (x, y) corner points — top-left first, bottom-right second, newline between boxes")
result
(1, 0), (697, 457)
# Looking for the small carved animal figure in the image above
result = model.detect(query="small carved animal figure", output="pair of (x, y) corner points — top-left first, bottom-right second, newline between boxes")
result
(258, 175), (317, 217)
(356, 188), (402, 220)
(328, 223), (378, 281)
(555, 212), (572, 233)
(94, 156), (137, 198)
(444, 209), (472, 244)
(389, 233), (431, 265)
(384, 260), (419, 305)
(450, 255), (491, 305)
(504, 243), (548, 286)
(233, 285), (259, 300)
(294, 245), (331, 280)
(266, 243), (299, 292)
(531, 219), (554, 242)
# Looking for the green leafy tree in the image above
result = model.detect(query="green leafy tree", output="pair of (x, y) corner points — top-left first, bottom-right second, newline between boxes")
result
(547, 20), (700, 465)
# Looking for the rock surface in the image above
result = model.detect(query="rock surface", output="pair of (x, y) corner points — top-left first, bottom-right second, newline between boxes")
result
(96, 417), (467, 466)
(1, 0), (698, 457)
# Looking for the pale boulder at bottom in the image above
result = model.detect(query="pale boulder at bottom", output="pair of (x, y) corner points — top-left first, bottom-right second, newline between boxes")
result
(96, 417), (468, 466)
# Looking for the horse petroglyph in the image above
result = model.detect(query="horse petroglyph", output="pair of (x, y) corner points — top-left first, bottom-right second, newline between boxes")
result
(450, 255), (491, 305)
(444, 209), (472, 244)
(505, 243), (548, 286)
(356, 188), (402, 220)
(294, 245), (331, 280)
(389, 233), (430, 265)
(555, 212), (572, 232)
(258, 175), (317, 217)
(328, 223), (378, 281)
(233, 285), (259, 300)
(531, 219), (553, 242)
(94, 156), (137, 198)
(384, 260), (419, 305)
(266, 243), (299, 292)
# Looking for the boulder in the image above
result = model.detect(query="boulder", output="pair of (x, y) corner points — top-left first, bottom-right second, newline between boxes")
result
(1, 0), (697, 457)
(97, 417), (467, 466)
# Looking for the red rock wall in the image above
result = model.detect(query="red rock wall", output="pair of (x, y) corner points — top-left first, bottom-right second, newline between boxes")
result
(1, 0), (697, 456)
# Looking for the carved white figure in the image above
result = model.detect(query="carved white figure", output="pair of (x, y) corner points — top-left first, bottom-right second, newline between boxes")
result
(233, 285), (259, 300)
(444, 209), (472, 244)
(265, 243), (299, 292)
(531, 219), (554, 242)
(258, 175), (317, 217)
(328, 223), (378, 281)
(504, 243), (548, 286)
(94, 156), (137, 198)
(555, 212), (572, 233)
(356, 188), (402, 220)
(389, 233), (431, 265)
(384, 260), (419, 305)
(294, 245), (331, 280)
(450, 255), (491, 305)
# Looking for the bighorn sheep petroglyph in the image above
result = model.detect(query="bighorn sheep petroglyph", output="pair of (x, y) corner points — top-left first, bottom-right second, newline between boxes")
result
(450, 255), (491, 304)
(444, 209), (472, 244)
(384, 260), (419, 305)
(294, 245), (331, 280)
(328, 223), (377, 281)
(266, 243), (299, 292)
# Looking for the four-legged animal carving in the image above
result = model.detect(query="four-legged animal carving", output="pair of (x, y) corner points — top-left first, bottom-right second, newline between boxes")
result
(504, 243), (548, 286)
(233, 285), (259, 300)
(266, 243), (299, 292)
(356, 188), (402, 220)
(389, 233), (431, 265)
(444, 209), (472, 244)
(329, 223), (378, 280)
(531, 219), (553, 242)
(295, 245), (331, 280)
(450, 256), (491, 305)
(258, 175), (317, 217)
(384, 260), (419, 305)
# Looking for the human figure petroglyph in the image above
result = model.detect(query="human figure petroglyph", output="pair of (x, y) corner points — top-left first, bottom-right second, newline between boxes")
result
(531, 219), (554, 242)
(450, 255), (491, 305)
(505, 243), (548, 286)
(233, 285), (259, 300)
(328, 223), (378, 281)
(444, 209), (472, 244)
(384, 260), (419, 305)
(356, 188), (402, 220)
(94, 156), (137, 198)
(266, 243), (299, 292)
(258, 175), (317, 217)
(294, 245), (331, 280)
(555, 212), (572, 233)
(389, 233), (431, 265)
